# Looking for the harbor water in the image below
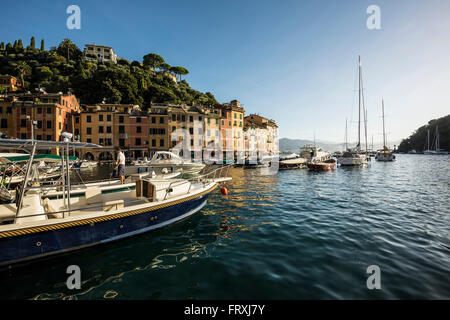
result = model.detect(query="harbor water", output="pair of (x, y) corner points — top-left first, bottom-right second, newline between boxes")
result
(1, 154), (449, 299)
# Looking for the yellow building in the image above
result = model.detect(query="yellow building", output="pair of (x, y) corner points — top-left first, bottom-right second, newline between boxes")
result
(83, 44), (118, 64)
(227, 100), (245, 158)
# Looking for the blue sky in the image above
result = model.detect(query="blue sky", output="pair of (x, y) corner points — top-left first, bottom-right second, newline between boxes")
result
(1, 0), (449, 143)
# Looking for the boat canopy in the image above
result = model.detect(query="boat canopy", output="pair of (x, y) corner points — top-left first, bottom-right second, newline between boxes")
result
(0, 154), (78, 164)
(0, 139), (102, 151)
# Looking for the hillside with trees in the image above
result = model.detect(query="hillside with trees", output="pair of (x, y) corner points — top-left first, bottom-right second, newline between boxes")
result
(0, 37), (217, 107)
(398, 114), (450, 152)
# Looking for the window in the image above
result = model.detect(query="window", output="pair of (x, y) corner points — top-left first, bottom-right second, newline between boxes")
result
(240, 122), (242, 127)
(0, 119), (7, 128)
(87, 138), (92, 143)
(59, 109), (61, 116)
(207, 118), (210, 124)
(234, 113), (237, 119)
(0, 107), (2, 114)
(136, 138), (141, 145)
(47, 108), (52, 114)
(99, 114), (103, 122)
(172, 126), (176, 132)
(6, 107), (12, 114)
(99, 126), (104, 133)
(199, 116), (202, 121)
(59, 122), (61, 130)
(181, 115), (186, 122)
(189, 128), (194, 135)
(234, 121), (237, 126)
(240, 114), (242, 119)
(107, 114), (111, 122)
(119, 116), (124, 123)
(46, 120), (52, 129)
(189, 116), (193, 122)
(160, 117), (164, 124)
(152, 139), (156, 147)
(21, 108), (26, 115)
(37, 108), (42, 114)
(99, 138), (104, 145)
(75, 117), (79, 123)
(137, 117), (142, 123)
(172, 114), (176, 121)
(107, 126), (112, 133)
(21, 119), (27, 128)
(151, 117), (156, 124)
(222, 120), (224, 125)
(198, 128), (202, 135)
(229, 121), (231, 126)
(36, 120), (42, 129)
(37, 135), (42, 140)
(160, 139), (164, 147)
(216, 119), (219, 125)
(87, 115), (91, 123)
(190, 139), (194, 146)
(21, 133), (27, 139)
(47, 135), (52, 141)
(137, 126), (142, 133)
(119, 126), (125, 133)
(87, 127), (92, 135)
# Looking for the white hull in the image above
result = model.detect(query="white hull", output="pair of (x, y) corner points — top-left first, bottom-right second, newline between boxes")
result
(337, 154), (369, 166)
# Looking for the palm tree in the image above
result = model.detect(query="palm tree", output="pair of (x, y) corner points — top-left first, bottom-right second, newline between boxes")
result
(14, 61), (31, 90)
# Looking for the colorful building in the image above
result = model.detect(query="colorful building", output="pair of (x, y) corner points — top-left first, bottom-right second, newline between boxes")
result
(83, 44), (118, 64)
(0, 75), (21, 92)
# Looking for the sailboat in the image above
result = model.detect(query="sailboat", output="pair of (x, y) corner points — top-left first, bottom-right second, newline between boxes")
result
(337, 56), (370, 166)
(424, 125), (448, 155)
(375, 100), (396, 161)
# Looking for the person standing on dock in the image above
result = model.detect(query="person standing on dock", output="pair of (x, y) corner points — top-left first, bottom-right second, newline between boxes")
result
(115, 147), (126, 184)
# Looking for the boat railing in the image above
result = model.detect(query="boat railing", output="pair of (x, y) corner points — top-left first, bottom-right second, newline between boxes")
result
(0, 164), (233, 223)
(164, 164), (232, 200)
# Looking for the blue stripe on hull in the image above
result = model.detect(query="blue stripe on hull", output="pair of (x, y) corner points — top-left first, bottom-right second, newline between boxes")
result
(0, 194), (209, 267)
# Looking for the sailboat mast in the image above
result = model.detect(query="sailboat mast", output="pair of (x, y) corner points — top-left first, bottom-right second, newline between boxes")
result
(345, 118), (348, 151)
(436, 125), (439, 151)
(427, 129), (430, 150)
(358, 55), (361, 151)
(382, 99), (386, 147)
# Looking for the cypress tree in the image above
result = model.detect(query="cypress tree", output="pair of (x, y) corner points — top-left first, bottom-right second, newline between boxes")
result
(0, 42), (4, 51)
(40, 39), (44, 51)
(6, 43), (12, 52)
(18, 39), (23, 49)
(13, 40), (17, 49)
(30, 36), (35, 49)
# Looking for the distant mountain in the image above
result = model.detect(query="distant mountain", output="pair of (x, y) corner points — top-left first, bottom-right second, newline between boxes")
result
(398, 114), (450, 152)
(279, 137), (402, 153)
(279, 138), (343, 153)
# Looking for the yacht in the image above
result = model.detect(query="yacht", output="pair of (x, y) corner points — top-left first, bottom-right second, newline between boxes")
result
(337, 56), (370, 167)
(375, 100), (396, 162)
(128, 151), (206, 175)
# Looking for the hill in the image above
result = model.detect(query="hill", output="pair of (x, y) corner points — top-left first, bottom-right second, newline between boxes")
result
(0, 37), (217, 107)
(279, 138), (343, 153)
(398, 114), (450, 152)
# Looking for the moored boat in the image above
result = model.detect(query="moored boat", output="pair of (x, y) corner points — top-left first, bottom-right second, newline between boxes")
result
(0, 139), (231, 268)
(306, 158), (336, 171)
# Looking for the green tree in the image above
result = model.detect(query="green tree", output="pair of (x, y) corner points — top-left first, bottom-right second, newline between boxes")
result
(18, 39), (23, 50)
(14, 61), (31, 89)
(40, 39), (45, 51)
(0, 42), (4, 51)
(170, 66), (189, 81)
(6, 43), (12, 53)
(57, 39), (82, 61)
(143, 53), (164, 70)
(160, 62), (171, 72)
(30, 36), (35, 49)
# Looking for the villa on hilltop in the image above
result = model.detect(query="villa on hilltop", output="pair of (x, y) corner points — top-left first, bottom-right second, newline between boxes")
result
(83, 44), (118, 64)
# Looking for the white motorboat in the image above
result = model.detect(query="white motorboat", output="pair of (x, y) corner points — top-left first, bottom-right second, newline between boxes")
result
(127, 151), (206, 175)
(0, 139), (232, 267)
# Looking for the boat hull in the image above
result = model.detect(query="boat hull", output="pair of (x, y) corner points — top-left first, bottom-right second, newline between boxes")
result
(0, 190), (212, 268)
(307, 162), (336, 171)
